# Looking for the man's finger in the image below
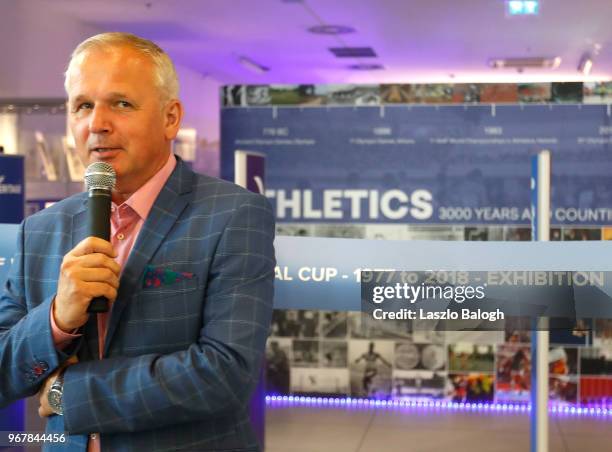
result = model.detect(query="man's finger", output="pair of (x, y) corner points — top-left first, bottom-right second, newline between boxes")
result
(73, 253), (121, 275)
(86, 282), (118, 302)
(69, 268), (120, 288)
(71, 237), (117, 258)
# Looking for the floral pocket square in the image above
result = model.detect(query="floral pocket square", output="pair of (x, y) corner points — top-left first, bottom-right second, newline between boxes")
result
(143, 265), (195, 288)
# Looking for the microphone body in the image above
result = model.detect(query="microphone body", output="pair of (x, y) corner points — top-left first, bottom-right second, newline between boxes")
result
(87, 188), (112, 312)
(84, 162), (116, 313)
(87, 188), (112, 239)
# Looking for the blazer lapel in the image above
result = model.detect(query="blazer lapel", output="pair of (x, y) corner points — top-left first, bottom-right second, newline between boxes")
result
(103, 158), (194, 356)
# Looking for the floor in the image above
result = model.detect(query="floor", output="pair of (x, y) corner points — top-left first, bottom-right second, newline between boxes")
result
(265, 404), (612, 452)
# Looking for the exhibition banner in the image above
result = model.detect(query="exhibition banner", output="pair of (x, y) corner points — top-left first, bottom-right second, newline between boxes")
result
(274, 236), (612, 326)
(221, 104), (612, 225)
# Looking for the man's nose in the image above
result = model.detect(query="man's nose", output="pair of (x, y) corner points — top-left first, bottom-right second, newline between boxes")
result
(88, 106), (112, 134)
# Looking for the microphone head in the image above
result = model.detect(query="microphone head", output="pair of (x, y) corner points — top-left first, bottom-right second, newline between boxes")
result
(85, 162), (116, 192)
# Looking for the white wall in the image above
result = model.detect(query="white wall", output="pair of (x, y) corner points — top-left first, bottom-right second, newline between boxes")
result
(0, 1), (103, 98)
(176, 67), (220, 144)
(175, 66), (221, 176)
(0, 3), (22, 97)
(0, 114), (18, 155)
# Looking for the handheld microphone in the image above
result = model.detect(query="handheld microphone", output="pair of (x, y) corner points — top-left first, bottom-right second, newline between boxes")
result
(84, 162), (116, 313)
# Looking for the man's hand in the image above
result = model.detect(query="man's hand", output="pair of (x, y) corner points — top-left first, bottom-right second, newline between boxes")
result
(54, 237), (120, 332)
(38, 357), (78, 418)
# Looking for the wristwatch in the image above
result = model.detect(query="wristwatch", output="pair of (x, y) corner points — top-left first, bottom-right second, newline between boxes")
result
(47, 371), (65, 416)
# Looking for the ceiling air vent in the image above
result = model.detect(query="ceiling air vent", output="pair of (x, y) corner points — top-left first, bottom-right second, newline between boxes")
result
(348, 63), (384, 70)
(330, 47), (377, 58)
(308, 25), (355, 35)
(489, 57), (561, 69)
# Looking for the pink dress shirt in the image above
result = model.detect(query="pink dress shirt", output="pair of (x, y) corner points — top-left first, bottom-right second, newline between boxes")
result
(50, 153), (177, 450)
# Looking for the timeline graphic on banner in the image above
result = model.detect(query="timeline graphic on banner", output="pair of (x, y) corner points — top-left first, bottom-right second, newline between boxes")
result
(221, 104), (612, 225)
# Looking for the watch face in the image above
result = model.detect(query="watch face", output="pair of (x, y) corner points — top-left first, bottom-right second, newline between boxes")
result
(48, 388), (62, 413)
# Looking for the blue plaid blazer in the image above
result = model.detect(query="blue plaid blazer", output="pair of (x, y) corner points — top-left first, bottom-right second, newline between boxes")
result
(0, 158), (275, 451)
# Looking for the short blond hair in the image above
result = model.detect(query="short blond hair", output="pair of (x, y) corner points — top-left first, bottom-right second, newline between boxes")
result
(64, 32), (179, 102)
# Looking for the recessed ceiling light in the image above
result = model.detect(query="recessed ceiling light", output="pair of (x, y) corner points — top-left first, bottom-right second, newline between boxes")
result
(308, 25), (355, 35)
(347, 63), (384, 71)
(506, 0), (539, 15)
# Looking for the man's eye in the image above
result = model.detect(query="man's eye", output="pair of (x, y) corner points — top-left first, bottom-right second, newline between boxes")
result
(75, 103), (92, 111)
(117, 101), (132, 108)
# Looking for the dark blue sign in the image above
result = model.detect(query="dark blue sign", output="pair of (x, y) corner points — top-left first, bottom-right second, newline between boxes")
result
(221, 104), (612, 225)
(0, 156), (25, 224)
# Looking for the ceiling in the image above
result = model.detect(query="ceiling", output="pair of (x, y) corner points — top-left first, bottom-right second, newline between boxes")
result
(46, 0), (612, 85)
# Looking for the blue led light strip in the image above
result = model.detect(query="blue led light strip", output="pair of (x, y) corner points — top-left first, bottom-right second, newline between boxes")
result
(266, 396), (612, 419)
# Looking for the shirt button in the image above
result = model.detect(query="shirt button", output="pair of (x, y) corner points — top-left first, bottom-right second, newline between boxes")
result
(90, 434), (97, 440)
(117, 233), (125, 240)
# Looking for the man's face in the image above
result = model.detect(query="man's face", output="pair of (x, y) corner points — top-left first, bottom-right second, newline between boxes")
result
(67, 46), (181, 199)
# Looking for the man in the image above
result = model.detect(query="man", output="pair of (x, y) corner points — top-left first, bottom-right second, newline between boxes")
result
(0, 32), (275, 451)
(265, 341), (289, 395)
(354, 342), (391, 397)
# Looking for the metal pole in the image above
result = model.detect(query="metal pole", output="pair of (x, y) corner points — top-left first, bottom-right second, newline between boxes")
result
(530, 150), (550, 452)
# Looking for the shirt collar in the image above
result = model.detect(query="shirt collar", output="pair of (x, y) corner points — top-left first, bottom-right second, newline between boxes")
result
(113, 153), (177, 221)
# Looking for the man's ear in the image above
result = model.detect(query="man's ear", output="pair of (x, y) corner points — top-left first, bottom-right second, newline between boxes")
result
(164, 99), (184, 140)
